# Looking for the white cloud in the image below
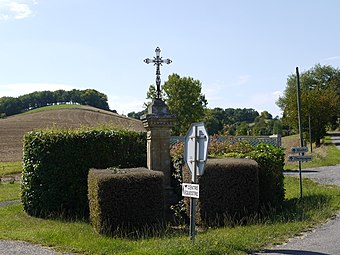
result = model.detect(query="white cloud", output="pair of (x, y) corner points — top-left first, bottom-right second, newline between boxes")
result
(0, 0), (37, 20)
(323, 56), (340, 62)
(0, 83), (81, 98)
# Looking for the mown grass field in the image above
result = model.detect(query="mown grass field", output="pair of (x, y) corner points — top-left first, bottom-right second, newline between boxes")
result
(0, 177), (339, 254)
(0, 105), (145, 162)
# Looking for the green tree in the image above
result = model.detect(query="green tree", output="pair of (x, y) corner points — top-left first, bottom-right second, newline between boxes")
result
(260, 110), (272, 120)
(80, 89), (109, 110)
(147, 73), (207, 135)
(253, 117), (267, 135)
(128, 110), (146, 120)
(272, 119), (283, 135)
(0, 97), (23, 116)
(163, 74), (207, 135)
(236, 122), (249, 135)
(203, 108), (225, 135)
(277, 64), (340, 146)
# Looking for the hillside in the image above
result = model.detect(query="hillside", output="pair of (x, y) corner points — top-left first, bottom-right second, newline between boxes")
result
(0, 105), (145, 162)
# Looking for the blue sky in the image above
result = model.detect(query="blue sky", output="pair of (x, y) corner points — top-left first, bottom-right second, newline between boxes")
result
(1, 0), (340, 117)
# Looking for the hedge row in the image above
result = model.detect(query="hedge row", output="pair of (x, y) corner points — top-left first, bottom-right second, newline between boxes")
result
(171, 143), (285, 210)
(88, 168), (164, 236)
(247, 144), (285, 207)
(21, 127), (146, 219)
(183, 158), (259, 227)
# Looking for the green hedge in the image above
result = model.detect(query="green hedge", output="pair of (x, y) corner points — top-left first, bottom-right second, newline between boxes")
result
(21, 128), (146, 219)
(171, 142), (285, 209)
(88, 168), (164, 236)
(248, 144), (285, 207)
(183, 158), (259, 227)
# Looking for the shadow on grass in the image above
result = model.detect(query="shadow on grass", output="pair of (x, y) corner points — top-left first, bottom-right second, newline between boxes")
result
(260, 249), (329, 254)
(107, 194), (332, 239)
(260, 194), (331, 224)
(284, 170), (319, 173)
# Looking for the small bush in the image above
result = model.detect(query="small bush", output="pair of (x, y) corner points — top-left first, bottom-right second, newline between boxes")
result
(88, 168), (164, 237)
(183, 158), (259, 227)
(170, 141), (285, 209)
(21, 127), (146, 219)
(248, 144), (285, 207)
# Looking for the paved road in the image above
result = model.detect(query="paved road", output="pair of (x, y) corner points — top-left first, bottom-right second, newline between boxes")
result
(257, 132), (340, 255)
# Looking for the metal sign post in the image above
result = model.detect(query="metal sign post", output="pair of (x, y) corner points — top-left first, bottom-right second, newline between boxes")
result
(184, 123), (209, 242)
(296, 67), (304, 200)
(190, 125), (198, 241)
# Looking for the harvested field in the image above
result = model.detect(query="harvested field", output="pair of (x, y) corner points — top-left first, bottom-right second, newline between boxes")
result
(0, 105), (145, 162)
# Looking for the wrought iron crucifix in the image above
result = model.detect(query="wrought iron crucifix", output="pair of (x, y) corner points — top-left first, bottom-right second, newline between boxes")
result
(144, 47), (172, 99)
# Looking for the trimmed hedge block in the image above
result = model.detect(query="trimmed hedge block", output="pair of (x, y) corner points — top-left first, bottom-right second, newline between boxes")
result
(183, 158), (259, 227)
(21, 128), (146, 219)
(88, 168), (164, 236)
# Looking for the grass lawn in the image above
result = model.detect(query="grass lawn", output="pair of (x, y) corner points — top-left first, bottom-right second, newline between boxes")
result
(0, 177), (339, 255)
(0, 162), (22, 176)
(18, 104), (83, 115)
(0, 183), (20, 202)
(283, 135), (340, 170)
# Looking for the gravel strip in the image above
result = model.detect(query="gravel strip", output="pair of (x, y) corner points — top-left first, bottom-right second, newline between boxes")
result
(0, 203), (76, 254)
(0, 240), (64, 255)
(285, 164), (340, 186)
(0, 200), (21, 207)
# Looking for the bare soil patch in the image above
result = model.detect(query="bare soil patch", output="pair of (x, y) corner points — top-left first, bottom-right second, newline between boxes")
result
(0, 106), (145, 162)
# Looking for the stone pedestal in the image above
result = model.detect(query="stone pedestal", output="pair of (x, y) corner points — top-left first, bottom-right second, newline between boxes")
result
(140, 99), (176, 189)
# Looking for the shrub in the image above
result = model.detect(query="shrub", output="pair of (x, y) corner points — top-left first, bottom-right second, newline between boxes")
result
(183, 158), (259, 227)
(248, 144), (285, 207)
(21, 127), (146, 219)
(88, 168), (164, 236)
(170, 140), (285, 211)
(208, 135), (253, 157)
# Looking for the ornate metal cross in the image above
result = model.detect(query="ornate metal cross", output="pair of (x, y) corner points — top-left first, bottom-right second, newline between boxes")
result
(144, 47), (172, 99)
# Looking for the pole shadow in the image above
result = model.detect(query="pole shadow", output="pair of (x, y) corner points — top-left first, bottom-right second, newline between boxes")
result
(259, 249), (330, 255)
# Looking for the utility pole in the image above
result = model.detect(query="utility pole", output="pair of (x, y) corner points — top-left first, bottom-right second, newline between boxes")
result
(296, 67), (304, 200)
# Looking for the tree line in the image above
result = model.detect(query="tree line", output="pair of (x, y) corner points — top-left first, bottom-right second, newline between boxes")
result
(278, 64), (340, 147)
(130, 64), (340, 145)
(203, 108), (283, 136)
(0, 89), (110, 117)
(128, 73), (282, 136)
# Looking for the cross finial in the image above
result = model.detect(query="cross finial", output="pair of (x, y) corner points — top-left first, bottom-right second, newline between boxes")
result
(144, 47), (172, 99)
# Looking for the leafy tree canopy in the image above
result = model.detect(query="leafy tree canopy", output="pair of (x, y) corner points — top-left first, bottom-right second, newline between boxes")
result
(277, 64), (340, 146)
(146, 73), (207, 135)
(0, 89), (110, 117)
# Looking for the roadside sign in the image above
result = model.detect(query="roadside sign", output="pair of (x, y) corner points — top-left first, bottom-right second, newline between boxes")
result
(182, 183), (199, 198)
(184, 122), (209, 177)
(184, 122), (209, 242)
(291, 147), (308, 153)
(288, 155), (313, 162)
